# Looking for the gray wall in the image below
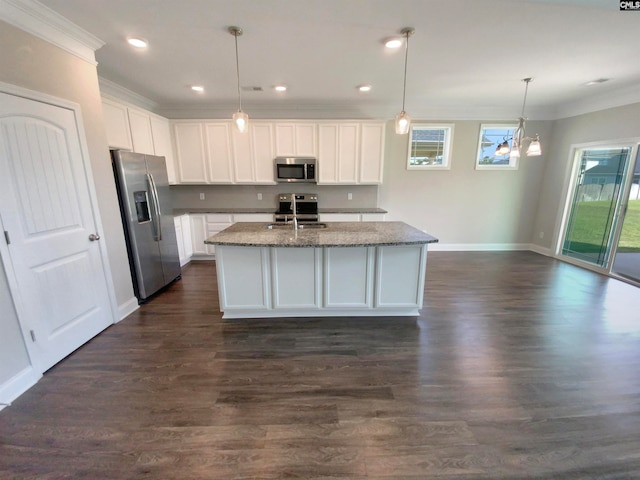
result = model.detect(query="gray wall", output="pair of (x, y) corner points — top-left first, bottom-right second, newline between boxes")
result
(171, 184), (379, 210)
(379, 119), (551, 246)
(532, 102), (640, 251)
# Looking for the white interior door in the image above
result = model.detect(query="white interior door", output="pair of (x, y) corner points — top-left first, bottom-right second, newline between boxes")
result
(0, 92), (114, 372)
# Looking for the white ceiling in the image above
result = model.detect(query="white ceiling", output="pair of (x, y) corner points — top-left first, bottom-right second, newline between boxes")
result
(37, 0), (640, 120)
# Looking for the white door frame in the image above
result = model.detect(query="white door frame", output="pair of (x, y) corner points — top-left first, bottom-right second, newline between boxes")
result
(0, 80), (119, 373)
(552, 137), (640, 277)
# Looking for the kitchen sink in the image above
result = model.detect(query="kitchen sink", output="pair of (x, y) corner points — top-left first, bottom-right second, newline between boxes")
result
(264, 223), (328, 230)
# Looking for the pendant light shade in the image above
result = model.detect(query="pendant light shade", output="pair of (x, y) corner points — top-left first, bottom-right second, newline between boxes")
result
(395, 111), (411, 135)
(229, 26), (248, 133)
(395, 28), (415, 135)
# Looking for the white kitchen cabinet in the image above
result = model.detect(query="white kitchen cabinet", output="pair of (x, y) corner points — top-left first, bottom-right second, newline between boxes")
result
(127, 108), (155, 155)
(318, 121), (385, 185)
(204, 123), (234, 183)
(174, 214), (193, 266)
(232, 122), (276, 184)
(190, 213), (233, 258)
(232, 213), (274, 223)
(173, 123), (208, 183)
(102, 98), (133, 150)
(275, 123), (317, 157)
(359, 122), (386, 184)
(150, 115), (178, 184)
(319, 213), (386, 222)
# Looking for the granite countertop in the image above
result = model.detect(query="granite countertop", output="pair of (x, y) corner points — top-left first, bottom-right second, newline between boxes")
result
(173, 207), (387, 215)
(205, 221), (438, 248)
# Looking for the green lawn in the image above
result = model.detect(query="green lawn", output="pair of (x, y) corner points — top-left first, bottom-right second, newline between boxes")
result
(564, 199), (640, 254)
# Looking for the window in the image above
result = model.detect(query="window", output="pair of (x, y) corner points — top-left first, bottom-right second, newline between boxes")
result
(407, 124), (454, 170)
(476, 124), (518, 170)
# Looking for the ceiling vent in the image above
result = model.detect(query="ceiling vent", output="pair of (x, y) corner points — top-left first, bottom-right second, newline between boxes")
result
(242, 86), (263, 92)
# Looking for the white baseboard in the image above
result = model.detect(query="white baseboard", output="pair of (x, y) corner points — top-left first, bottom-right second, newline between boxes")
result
(117, 296), (139, 321)
(528, 243), (553, 257)
(429, 243), (532, 252)
(0, 366), (41, 411)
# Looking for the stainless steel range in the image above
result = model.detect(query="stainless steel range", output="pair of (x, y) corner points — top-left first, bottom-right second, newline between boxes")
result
(274, 193), (318, 223)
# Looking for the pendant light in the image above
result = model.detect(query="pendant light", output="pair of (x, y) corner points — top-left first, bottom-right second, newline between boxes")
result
(229, 26), (248, 133)
(395, 27), (415, 135)
(497, 78), (542, 158)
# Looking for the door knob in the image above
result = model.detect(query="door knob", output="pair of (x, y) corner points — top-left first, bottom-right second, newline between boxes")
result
(88, 233), (101, 241)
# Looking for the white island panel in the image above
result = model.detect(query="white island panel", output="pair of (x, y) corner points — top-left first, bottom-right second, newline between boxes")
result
(324, 247), (373, 308)
(375, 245), (427, 308)
(216, 246), (270, 310)
(271, 247), (321, 308)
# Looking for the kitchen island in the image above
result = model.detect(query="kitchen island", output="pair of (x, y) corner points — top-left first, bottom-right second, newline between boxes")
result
(205, 222), (438, 319)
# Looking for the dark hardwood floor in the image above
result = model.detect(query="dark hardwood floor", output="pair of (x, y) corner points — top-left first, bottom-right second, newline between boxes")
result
(2, 251), (640, 479)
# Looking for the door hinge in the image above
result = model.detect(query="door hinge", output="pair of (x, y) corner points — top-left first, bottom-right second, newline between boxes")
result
(30, 330), (36, 342)
(3, 231), (9, 245)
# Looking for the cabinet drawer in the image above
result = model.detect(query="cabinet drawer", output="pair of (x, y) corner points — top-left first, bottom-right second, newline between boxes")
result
(206, 214), (233, 223)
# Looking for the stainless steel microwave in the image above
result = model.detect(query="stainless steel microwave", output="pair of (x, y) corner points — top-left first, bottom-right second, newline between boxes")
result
(274, 157), (316, 183)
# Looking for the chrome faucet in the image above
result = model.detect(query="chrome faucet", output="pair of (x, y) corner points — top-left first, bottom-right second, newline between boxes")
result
(291, 193), (298, 230)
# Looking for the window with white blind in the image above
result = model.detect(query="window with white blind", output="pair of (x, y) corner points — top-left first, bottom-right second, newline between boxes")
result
(407, 124), (454, 170)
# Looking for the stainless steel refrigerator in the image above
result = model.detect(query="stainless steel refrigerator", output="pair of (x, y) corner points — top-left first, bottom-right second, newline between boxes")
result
(112, 150), (181, 301)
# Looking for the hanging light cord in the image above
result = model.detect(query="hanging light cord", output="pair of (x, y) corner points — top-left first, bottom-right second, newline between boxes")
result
(520, 78), (531, 118)
(234, 31), (242, 112)
(401, 30), (410, 112)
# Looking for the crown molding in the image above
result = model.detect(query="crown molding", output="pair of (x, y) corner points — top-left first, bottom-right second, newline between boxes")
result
(98, 77), (159, 112)
(553, 83), (640, 119)
(0, 0), (103, 65)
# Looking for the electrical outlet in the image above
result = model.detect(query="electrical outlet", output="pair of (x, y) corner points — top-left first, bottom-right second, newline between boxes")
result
(539, 231), (544, 239)
(347, 192), (353, 200)
(199, 193), (205, 200)
(257, 193), (263, 200)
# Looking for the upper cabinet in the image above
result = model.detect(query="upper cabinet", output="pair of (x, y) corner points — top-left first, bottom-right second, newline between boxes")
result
(170, 119), (385, 185)
(102, 97), (177, 183)
(275, 123), (317, 157)
(318, 121), (385, 185)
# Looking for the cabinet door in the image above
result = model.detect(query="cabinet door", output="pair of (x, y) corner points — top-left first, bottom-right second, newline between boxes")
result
(174, 216), (185, 264)
(251, 123), (276, 184)
(127, 108), (155, 155)
(204, 123), (234, 183)
(275, 123), (316, 157)
(359, 123), (385, 184)
(338, 123), (359, 183)
(319, 213), (362, 222)
(231, 127), (254, 183)
(375, 245), (427, 308)
(181, 214), (193, 260)
(189, 214), (208, 255)
(174, 123), (208, 183)
(205, 214), (233, 256)
(102, 98), (132, 150)
(216, 246), (271, 310)
(150, 115), (177, 184)
(318, 124), (339, 183)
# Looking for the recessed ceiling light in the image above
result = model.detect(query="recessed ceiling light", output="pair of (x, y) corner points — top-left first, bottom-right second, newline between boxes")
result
(384, 37), (403, 49)
(585, 78), (610, 86)
(274, 85), (287, 92)
(358, 84), (372, 93)
(127, 37), (148, 49)
(191, 85), (204, 93)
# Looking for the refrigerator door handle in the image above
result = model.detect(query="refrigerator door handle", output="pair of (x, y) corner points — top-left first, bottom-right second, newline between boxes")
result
(146, 173), (163, 241)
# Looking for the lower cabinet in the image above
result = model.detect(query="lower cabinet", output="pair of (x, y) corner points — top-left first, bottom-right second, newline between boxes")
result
(187, 213), (273, 260)
(173, 214), (193, 266)
(215, 244), (427, 318)
(319, 213), (386, 222)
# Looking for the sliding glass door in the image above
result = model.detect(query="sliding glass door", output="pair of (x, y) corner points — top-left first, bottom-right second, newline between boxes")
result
(612, 153), (640, 281)
(560, 146), (632, 268)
